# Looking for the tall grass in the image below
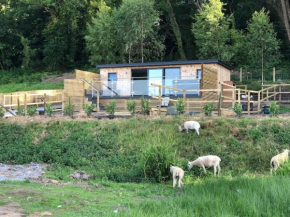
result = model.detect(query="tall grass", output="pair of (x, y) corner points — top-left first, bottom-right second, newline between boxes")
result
(113, 176), (290, 217)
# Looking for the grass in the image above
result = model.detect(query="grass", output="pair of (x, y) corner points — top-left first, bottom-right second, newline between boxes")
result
(0, 81), (64, 93)
(279, 105), (290, 114)
(1, 175), (290, 216)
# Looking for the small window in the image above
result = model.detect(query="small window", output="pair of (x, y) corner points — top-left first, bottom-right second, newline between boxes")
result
(108, 73), (117, 82)
(196, 69), (202, 79)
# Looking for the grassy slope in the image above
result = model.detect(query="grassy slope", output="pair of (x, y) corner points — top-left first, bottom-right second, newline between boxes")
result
(1, 117), (290, 216)
(0, 81), (64, 93)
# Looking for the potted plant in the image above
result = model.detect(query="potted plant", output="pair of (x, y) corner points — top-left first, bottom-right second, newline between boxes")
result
(106, 100), (116, 119)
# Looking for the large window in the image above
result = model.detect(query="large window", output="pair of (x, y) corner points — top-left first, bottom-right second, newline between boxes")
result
(108, 73), (117, 90)
(148, 69), (163, 96)
(165, 68), (180, 95)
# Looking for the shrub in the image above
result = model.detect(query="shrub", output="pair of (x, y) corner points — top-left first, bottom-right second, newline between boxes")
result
(203, 102), (214, 116)
(275, 161), (290, 176)
(105, 100), (116, 116)
(127, 100), (136, 115)
(17, 101), (25, 116)
(141, 144), (175, 182)
(269, 101), (279, 117)
(0, 107), (4, 118)
(45, 103), (53, 117)
(175, 98), (185, 115)
(233, 103), (243, 117)
(83, 103), (95, 117)
(141, 95), (150, 115)
(27, 106), (37, 116)
(64, 98), (75, 117)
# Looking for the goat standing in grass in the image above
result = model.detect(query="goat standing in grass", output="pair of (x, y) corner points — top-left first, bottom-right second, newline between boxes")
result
(179, 121), (200, 136)
(188, 155), (221, 176)
(170, 165), (184, 188)
(270, 149), (289, 173)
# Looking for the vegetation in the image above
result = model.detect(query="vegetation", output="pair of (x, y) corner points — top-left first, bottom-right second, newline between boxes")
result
(202, 102), (214, 116)
(17, 101), (24, 116)
(233, 103), (243, 117)
(83, 103), (95, 117)
(26, 106), (37, 116)
(105, 100), (116, 116)
(1, 117), (290, 183)
(45, 103), (53, 117)
(0, 82), (64, 94)
(269, 101), (279, 117)
(175, 98), (185, 115)
(64, 98), (75, 117)
(0, 0), (289, 75)
(141, 95), (150, 115)
(127, 100), (136, 115)
(0, 107), (4, 118)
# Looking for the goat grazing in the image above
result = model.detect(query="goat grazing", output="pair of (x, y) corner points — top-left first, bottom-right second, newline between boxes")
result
(188, 155), (221, 176)
(270, 149), (289, 173)
(170, 165), (184, 188)
(179, 121), (200, 136)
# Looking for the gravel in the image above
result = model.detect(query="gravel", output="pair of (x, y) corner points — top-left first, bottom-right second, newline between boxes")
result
(0, 163), (46, 181)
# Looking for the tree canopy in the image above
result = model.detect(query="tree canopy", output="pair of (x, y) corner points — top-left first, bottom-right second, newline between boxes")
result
(0, 0), (289, 72)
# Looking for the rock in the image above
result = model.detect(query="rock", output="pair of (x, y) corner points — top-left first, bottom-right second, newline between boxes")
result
(70, 171), (90, 180)
(81, 174), (89, 180)
(49, 179), (59, 184)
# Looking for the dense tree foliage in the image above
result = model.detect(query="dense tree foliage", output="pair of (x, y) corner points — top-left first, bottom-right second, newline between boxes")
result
(0, 0), (289, 72)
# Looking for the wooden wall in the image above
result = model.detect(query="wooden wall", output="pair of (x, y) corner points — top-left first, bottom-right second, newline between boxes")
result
(64, 79), (87, 111)
(75, 69), (101, 89)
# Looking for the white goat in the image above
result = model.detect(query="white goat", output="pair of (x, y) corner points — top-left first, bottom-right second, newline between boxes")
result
(170, 165), (184, 188)
(188, 155), (221, 176)
(179, 121), (200, 136)
(270, 149), (289, 173)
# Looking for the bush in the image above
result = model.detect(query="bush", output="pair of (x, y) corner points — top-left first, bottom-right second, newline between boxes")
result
(45, 103), (53, 117)
(233, 103), (243, 117)
(141, 144), (175, 182)
(203, 102), (214, 116)
(105, 100), (116, 116)
(275, 161), (290, 176)
(269, 101), (279, 117)
(127, 100), (136, 115)
(141, 95), (150, 115)
(64, 98), (75, 117)
(0, 107), (4, 118)
(83, 103), (95, 117)
(17, 101), (25, 116)
(27, 106), (37, 116)
(175, 98), (185, 115)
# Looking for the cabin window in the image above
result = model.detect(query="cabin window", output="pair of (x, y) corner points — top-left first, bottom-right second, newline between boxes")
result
(108, 73), (117, 90)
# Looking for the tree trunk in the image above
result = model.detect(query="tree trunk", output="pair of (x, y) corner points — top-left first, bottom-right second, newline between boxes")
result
(166, 0), (187, 60)
(281, 0), (290, 42)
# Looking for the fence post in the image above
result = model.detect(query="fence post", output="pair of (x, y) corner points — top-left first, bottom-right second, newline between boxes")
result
(158, 85), (161, 116)
(218, 91), (222, 116)
(247, 90), (250, 115)
(266, 89), (269, 102)
(44, 93), (47, 113)
(240, 68), (242, 82)
(97, 91), (100, 112)
(62, 92), (65, 112)
(279, 85), (281, 103)
(258, 91), (261, 112)
(238, 89), (241, 104)
(24, 94), (27, 116)
(273, 67), (276, 82)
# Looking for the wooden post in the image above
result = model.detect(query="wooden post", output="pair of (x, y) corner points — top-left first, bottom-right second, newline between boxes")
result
(273, 67), (276, 82)
(266, 89), (269, 102)
(240, 68), (242, 82)
(247, 90), (250, 115)
(158, 85), (161, 116)
(238, 89), (241, 104)
(279, 85), (281, 103)
(62, 92), (65, 112)
(44, 93), (47, 113)
(24, 94), (27, 116)
(97, 91), (100, 112)
(258, 90), (261, 112)
(2, 95), (4, 107)
(232, 86), (235, 108)
(10, 93), (12, 110)
(218, 91), (222, 116)
(183, 90), (186, 112)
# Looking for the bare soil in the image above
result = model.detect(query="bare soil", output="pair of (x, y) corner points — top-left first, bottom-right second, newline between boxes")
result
(42, 73), (75, 83)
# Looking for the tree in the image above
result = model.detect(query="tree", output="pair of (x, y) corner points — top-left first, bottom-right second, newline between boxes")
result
(85, 3), (123, 65)
(246, 8), (281, 84)
(115, 0), (164, 63)
(192, 0), (237, 63)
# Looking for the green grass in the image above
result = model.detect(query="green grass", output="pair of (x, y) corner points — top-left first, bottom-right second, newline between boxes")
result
(1, 176), (290, 216)
(279, 105), (290, 114)
(0, 81), (64, 93)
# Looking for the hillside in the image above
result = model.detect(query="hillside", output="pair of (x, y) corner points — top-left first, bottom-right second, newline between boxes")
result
(1, 117), (289, 182)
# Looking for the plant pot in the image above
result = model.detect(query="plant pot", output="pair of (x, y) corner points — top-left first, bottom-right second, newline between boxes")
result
(39, 110), (45, 115)
(108, 115), (115, 119)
